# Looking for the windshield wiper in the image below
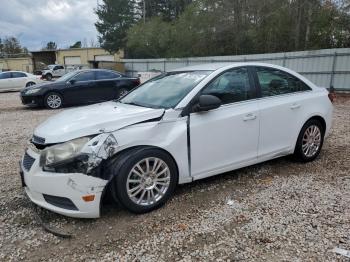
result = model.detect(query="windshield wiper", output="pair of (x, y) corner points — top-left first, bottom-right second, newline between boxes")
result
(121, 101), (148, 108)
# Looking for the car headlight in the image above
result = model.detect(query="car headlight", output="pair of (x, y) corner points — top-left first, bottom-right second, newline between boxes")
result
(40, 137), (91, 168)
(25, 88), (40, 95)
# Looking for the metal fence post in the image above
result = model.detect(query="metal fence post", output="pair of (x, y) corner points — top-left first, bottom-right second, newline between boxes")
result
(330, 52), (337, 88)
(163, 60), (166, 72)
(283, 53), (287, 67)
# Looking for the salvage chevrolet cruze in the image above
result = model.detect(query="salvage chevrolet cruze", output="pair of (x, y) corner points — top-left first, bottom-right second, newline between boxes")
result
(20, 63), (333, 218)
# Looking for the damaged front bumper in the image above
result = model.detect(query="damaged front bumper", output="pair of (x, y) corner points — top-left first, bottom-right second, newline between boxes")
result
(21, 147), (108, 218)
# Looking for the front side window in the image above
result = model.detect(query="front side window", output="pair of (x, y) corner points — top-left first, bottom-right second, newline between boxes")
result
(201, 67), (253, 105)
(256, 67), (311, 97)
(0, 72), (12, 79)
(96, 71), (121, 80)
(73, 71), (95, 82)
(12, 72), (26, 78)
(121, 71), (212, 109)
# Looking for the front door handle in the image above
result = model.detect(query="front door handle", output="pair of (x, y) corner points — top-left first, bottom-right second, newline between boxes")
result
(290, 103), (301, 110)
(243, 113), (257, 121)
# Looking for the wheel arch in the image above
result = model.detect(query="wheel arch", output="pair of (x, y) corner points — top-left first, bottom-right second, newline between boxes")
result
(103, 145), (180, 184)
(99, 145), (180, 212)
(25, 81), (36, 87)
(304, 115), (326, 132)
(293, 115), (326, 153)
(42, 90), (64, 108)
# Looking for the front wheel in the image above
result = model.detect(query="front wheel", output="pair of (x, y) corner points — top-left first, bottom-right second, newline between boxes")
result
(44, 92), (63, 109)
(110, 148), (178, 214)
(294, 119), (325, 162)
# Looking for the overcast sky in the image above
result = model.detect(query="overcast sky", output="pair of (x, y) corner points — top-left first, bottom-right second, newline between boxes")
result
(0, 0), (100, 51)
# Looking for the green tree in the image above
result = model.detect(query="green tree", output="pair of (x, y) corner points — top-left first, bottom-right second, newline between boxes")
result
(127, 17), (172, 58)
(95, 0), (137, 53)
(45, 41), (57, 50)
(3, 37), (23, 54)
(124, 0), (350, 58)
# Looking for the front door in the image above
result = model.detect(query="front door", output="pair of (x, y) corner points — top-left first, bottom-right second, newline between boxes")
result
(0, 72), (12, 91)
(189, 67), (260, 179)
(64, 71), (97, 105)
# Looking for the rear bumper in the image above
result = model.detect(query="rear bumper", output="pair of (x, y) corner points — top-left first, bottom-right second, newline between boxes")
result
(20, 148), (108, 218)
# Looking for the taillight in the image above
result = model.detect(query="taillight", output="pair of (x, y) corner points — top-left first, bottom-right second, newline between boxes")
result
(328, 86), (336, 103)
(134, 78), (141, 86)
(328, 92), (336, 103)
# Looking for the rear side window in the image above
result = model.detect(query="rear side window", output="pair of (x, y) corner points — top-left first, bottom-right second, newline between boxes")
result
(96, 71), (121, 80)
(12, 72), (26, 78)
(73, 71), (95, 82)
(202, 67), (253, 105)
(54, 66), (64, 70)
(0, 72), (12, 79)
(256, 67), (311, 97)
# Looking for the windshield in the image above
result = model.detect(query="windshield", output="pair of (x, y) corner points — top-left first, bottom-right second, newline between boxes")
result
(120, 71), (212, 109)
(47, 65), (55, 70)
(56, 71), (78, 82)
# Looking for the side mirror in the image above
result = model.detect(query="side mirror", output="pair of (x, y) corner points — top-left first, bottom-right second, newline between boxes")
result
(68, 79), (76, 85)
(192, 95), (222, 112)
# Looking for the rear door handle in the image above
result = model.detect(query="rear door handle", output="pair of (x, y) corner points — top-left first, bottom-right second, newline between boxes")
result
(290, 103), (301, 110)
(243, 113), (257, 121)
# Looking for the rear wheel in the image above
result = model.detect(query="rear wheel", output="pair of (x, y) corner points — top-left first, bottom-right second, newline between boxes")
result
(44, 92), (63, 109)
(294, 119), (324, 162)
(45, 74), (52, 81)
(26, 82), (35, 87)
(110, 147), (178, 214)
(117, 87), (129, 98)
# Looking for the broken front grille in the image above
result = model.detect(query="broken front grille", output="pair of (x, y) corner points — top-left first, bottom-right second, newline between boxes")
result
(22, 152), (36, 171)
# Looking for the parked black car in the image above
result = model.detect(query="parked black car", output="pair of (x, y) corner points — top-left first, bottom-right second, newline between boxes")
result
(20, 69), (140, 109)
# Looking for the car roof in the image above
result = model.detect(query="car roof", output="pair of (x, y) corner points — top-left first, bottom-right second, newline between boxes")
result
(0, 71), (28, 74)
(76, 69), (122, 73)
(169, 62), (289, 72)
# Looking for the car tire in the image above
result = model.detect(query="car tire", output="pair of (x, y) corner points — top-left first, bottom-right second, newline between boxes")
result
(117, 87), (129, 98)
(294, 119), (325, 162)
(44, 92), (63, 109)
(45, 74), (53, 81)
(26, 82), (36, 87)
(109, 147), (178, 214)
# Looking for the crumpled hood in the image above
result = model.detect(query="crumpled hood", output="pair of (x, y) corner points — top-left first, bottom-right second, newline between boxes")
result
(34, 102), (164, 144)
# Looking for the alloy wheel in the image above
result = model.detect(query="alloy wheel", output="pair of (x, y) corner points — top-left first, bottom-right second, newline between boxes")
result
(302, 125), (321, 158)
(47, 94), (62, 109)
(126, 157), (171, 206)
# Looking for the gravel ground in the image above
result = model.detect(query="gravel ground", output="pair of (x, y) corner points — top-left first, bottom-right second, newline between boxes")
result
(0, 92), (349, 261)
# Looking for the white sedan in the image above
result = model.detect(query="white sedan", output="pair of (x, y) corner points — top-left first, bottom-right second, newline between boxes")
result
(20, 63), (333, 218)
(0, 71), (42, 92)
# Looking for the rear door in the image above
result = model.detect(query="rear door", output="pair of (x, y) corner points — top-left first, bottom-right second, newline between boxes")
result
(64, 71), (97, 105)
(95, 70), (121, 101)
(11, 72), (28, 89)
(253, 66), (313, 159)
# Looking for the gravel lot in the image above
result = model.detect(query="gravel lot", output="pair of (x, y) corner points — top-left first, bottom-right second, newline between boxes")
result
(0, 92), (349, 261)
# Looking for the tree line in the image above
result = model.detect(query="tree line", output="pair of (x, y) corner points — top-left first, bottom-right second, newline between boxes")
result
(95, 0), (350, 58)
(0, 37), (28, 55)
